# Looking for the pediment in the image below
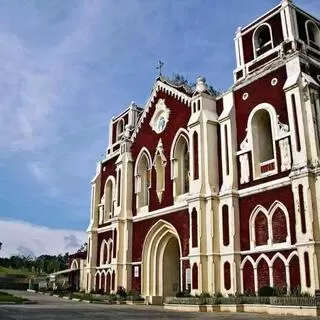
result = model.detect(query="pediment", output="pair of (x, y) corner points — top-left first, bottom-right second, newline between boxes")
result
(131, 78), (192, 141)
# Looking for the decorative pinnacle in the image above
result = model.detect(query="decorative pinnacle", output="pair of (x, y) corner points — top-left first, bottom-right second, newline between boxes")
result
(196, 76), (208, 93)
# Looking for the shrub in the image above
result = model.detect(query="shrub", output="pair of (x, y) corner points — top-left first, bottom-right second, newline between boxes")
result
(116, 286), (127, 298)
(199, 292), (211, 298)
(176, 291), (191, 298)
(213, 292), (223, 298)
(258, 286), (275, 297)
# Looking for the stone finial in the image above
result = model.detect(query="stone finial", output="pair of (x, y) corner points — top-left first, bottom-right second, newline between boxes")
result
(281, 0), (292, 6)
(130, 101), (137, 108)
(196, 76), (208, 93)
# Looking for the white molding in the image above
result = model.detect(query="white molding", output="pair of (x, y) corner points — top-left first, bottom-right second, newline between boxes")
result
(149, 99), (170, 134)
(133, 202), (188, 222)
(238, 176), (291, 197)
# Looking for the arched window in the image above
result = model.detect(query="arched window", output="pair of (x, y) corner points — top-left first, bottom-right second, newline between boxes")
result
(135, 152), (151, 209)
(116, 119), (124, 138)
(172, 135), (189, 196)
(100, 240), (111, 265)
(251, 109), (275, 178)
(253, 24), (273, 57)
(104, 178), (115, 220)
(306, 20), (320, 50)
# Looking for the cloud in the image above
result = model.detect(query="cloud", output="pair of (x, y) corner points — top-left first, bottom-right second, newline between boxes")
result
(0, 219), (86, 258)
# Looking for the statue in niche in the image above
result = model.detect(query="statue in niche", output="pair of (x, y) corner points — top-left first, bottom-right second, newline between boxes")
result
(240, 153), (250, 184)
(279, 138), (291, 171)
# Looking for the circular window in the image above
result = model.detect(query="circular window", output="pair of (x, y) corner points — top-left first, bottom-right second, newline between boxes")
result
(242, 92), (249, 101)
(157, 115), (166, 133)
(271, 78), (278, 86)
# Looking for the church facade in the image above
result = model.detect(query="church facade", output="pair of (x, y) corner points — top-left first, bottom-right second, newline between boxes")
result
(85, 0), (320, 303)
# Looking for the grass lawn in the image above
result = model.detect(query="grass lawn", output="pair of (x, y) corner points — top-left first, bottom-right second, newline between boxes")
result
(0, 291), (29, 303)
(0, 266), (34, 276)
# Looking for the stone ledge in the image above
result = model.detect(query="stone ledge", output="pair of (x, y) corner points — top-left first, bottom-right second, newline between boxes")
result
(164, 304), (320, 317)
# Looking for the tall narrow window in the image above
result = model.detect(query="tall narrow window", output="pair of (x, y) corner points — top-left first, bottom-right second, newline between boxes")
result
(113, 229), (117, 259)
(224, 262), (231, 290)
(291, 94), (301, 152)
(304, 252), (311, 288)
(117, 170), (121, 206)
(224, 126), (230, 175)
(298, 184), (306, 234)
(192, 263), (198, 290)
(183, 143), (190, 193)
(222, 205), (230, 246)
(191, 208), (198, 248)
(173, 135), (190, 197)
(193, 132), (199, 180)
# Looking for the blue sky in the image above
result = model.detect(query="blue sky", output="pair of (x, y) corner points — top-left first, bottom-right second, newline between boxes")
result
(0, 0), (319, 257)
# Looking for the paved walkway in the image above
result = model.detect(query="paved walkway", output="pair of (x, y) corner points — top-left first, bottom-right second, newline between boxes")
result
(0, 290), (317, 319)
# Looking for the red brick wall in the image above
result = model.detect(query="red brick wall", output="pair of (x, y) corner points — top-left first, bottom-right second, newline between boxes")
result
(243, 260), (255, 293)
(257, 258), (270, 289)
(131, 89), (191, 215)
(272, 208), (287, 243)
(273, 257), (286, 288)
(239, 185), (295, 251)
(132, 210), (189, 262)
(289, 255), (301, 289)
(255, 212), (268, 246)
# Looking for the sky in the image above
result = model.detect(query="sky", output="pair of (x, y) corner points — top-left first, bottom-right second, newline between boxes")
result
(0, 0), (319, 258)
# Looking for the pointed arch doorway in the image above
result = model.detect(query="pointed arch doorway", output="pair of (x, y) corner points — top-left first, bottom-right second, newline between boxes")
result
(141, 220), (181, 304)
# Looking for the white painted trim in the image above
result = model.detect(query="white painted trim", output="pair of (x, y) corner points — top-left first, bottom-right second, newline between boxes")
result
(71, 259), (79, 270)
(241, 5), (281, 35)
(239, 176), (291, 198)
(249, 200), (291, 251)
(133, 201), (188, 222)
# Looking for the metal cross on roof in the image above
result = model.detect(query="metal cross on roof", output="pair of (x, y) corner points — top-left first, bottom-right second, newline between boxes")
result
(156, 60), (164, 76)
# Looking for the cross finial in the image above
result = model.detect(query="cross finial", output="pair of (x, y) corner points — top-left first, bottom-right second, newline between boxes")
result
(156, 60), (164, 76)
